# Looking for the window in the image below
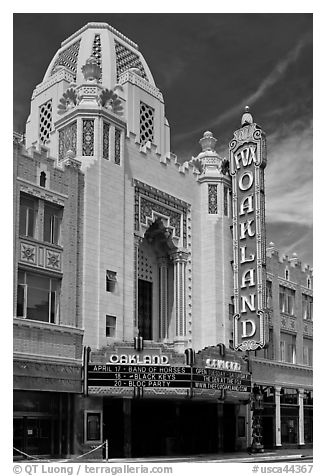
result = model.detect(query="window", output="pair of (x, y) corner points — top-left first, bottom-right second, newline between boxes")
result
(19, 194), (38, 238)
(279, 285), (295, 315)
(266, 280), (273, 309)
(285, 268), (289, 280)
(106, 315), (116, 337)
(44, 203), (62, 245)
(16, 271), (60, 323)
(280, 340), (286, 362)
(302, 294), (313, 321)
(303, 339), (313, 366)
(40, 172), (47, 188)
(280, 332), (296, 364)
(280, 388), (298, 405)
(139, 102), (154, 146)
(114, 129), (121, 165)
(307, 277), (311, 289)
(85, 412), (102, 442)
(106, 270), (117, 292)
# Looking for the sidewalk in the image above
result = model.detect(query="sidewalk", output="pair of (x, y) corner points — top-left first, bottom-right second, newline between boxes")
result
(99, 447), (313, 464)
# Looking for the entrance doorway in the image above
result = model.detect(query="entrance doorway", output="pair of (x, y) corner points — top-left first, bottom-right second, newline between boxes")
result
(223, 404), (236, 452)
(103, 398), (222, 457)
(13, 416), (53, 458)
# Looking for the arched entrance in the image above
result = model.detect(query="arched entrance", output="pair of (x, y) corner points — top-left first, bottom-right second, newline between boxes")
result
(137, 219), (176, 342)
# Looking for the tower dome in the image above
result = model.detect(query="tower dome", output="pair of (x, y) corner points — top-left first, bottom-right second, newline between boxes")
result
(42, 22), (155, 89)
(25, 22), (169, 159)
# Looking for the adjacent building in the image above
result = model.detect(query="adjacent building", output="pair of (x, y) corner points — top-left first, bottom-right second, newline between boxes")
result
(13, 22), (312, 459)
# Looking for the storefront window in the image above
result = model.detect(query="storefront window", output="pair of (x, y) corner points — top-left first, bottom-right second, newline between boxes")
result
(281, 414), (298, 444)
(280, 388), (298, 405)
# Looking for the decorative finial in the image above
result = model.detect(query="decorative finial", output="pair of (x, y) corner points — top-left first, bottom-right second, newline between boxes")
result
(199, 131), (217, 152)
(241, 105), (253, 126)
(81, 56), (101, 82)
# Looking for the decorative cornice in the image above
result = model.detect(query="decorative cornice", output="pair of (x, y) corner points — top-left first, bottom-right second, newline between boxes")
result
(61, 23), (139, 50)
(13, 352), (83, 367)
(13, 317), (84, 336)
(17, 178), (68, 204)
(119, 70), (163, 101)
(251, 357), (313, 374)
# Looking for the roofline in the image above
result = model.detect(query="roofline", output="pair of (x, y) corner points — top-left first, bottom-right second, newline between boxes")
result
(61, 22), (139, 50)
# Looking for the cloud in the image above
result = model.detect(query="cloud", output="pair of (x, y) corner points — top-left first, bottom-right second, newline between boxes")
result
(173, 33), (312, 144)
(265, 118), (313, 226)
(266, 221), (313, 266)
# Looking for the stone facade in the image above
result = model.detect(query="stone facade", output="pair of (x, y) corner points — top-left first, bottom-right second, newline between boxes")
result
(13, 22), (312, 458)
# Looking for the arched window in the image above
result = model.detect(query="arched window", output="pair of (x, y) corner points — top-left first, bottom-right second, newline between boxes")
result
(40, 171), (46, 188)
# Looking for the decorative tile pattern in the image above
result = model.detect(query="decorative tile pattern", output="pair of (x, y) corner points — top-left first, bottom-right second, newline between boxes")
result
(51, 40), (81, 81)
(58, 121), (77, 161)
(39, 100), (52, 144)
(140, 102), (154, 146)
(114, 129), (121, 165)
(134, 180), (190, 247)
(208, 184), (218, 214)
(92, 34), (102, 82)
(82, 119), (94, 156)
(224, 186), (228, 216)
(280, 313), (297, 333)
(114, 41), (148, 81)
(140, 197), (181, 237)
(20, 243), (37, 265)
(103, 122), (110, 159)
(19, 239), (62, 272)
(46, 250), (61, 270)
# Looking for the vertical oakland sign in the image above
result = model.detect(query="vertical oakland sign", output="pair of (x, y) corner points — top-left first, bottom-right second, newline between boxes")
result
(229, 110), (268, 351)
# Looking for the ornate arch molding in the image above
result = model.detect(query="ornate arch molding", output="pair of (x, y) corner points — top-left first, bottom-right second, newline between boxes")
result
(134, 179), (190, 248)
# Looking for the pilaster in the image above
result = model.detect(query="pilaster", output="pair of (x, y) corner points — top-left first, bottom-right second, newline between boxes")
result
(275, 385), (282, 447)
(298, 388), (305, 446)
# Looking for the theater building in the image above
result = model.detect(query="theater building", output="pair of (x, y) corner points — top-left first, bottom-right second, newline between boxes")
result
(13, 22), (312, 459)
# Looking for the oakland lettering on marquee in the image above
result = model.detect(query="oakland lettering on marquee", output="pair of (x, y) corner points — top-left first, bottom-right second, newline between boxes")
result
(229, 116), (268, 351)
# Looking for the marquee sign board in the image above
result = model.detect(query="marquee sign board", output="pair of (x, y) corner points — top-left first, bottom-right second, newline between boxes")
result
(87, 363), (251, 392)
(229, 122), (268, 351)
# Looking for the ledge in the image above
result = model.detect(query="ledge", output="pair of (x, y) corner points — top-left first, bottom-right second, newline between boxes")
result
(13, 317), (84, 336)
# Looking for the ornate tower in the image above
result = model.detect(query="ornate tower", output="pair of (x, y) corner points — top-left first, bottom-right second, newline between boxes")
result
(192, 131), (233, 349)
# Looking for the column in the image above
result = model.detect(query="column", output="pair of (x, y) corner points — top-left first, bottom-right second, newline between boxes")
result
(275, 386), (282, 447)
(247, 402), (253, 449)
(158, 257), (168, 340)
(171, 251), (188, 342)
(298, 388), (305, 446)
(134, 236), (142, 334)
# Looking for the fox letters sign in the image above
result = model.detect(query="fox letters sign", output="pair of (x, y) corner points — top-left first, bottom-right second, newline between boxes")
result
(229, 121), (268, 351)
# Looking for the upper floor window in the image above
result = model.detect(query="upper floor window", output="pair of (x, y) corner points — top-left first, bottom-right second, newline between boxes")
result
(17, 270), (60, 323)
(279, 285), (295, 316)
(40, 171), (47, 188)
(266, 280), (273, 309)
(106, 270), (117, 292)
(302, 294), (313, 321)
(285, 268), (290, 280)
(307, 277), (312, 289)
(106, 315), (116, 338)
(280, 332), (296, 364)
(140, 102), (154, 146)
(19, 193), (38, 238)
(44, 203), (62, 245)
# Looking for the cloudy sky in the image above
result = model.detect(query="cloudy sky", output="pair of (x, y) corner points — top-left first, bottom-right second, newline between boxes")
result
(13, 13), (313, 266)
